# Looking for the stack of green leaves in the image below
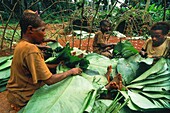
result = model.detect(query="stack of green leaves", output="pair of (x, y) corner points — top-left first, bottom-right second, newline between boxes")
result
(0, 55), (13, 92)
(121, 58), (170, 111)
(45, 42), (90, 71)
(18, 52), (170, 113)
(113, 40), (139, 58)
(19, 63), (128, 113)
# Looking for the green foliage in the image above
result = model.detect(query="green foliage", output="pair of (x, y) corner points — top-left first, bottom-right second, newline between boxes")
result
(45, 42), (90, 71)
(19, 62), (127, 113)
(113, 40), (139, 58)
(148, 4), (170, 22)
(20, 76), (96, 113)
(0, 55), (13, 92)
(1, 47), (170, 112)
(85, 53), (118, 78)
(122, 58), (170, 111)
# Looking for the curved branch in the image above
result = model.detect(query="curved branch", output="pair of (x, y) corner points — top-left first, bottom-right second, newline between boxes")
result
(1, 0), (20, 50)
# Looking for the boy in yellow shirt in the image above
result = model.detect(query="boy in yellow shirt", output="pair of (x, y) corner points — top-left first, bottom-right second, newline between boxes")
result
(6, 10), (82, 111)
(140, 22), (170, 59)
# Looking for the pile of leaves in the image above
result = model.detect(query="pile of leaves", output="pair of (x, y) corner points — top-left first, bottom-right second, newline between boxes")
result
(0, 55), (13, 92)
(113, 40), (139, 59)
(19, 51), (170, 113)
(45, 42), (90, 71)
(121, 58), (170, 112)
(0, 41), (169, 113)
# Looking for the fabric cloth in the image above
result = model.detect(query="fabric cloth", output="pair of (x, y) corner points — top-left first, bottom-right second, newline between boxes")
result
(142, 36), (170, 57)
(6, 40), (52, 108)
(93, 31), (112, 57)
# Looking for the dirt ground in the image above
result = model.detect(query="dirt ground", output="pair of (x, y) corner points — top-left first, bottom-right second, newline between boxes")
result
(0, 36), (144, 57)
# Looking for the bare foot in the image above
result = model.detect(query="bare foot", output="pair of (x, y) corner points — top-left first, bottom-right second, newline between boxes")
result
(105, 73), (126, 90)
(105, 65), (112, 82)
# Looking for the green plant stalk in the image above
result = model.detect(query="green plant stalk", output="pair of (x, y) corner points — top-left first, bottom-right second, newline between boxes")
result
(118, 98), (130, 110)
(106, 92), (123, 113)
(112, 103), (121, 113)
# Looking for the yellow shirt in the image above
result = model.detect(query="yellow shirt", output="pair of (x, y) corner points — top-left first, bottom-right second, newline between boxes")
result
(142, 36), (170, 57)
(7, 40), (52, 107)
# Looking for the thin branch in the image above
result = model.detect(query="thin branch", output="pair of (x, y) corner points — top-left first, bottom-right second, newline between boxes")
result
(86, 0), (102, 52)
(1, 0), (20, 50)
(163, 0), (166, 21)
(105, 0), (118, 19)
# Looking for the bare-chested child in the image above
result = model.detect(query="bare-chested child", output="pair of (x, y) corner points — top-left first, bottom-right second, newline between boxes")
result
(93, 20), (116, 58)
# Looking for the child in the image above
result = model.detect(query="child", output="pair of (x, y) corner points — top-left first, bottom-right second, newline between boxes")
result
(6, 11), (82, 112)
(93, 20), (116, 58)
(140, 22), (170, 59)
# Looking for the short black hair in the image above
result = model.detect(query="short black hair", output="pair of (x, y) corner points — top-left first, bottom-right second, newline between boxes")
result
(150, 22), (170, 35)
(19, 13), (43, 35)
(100, 20), (111, 27)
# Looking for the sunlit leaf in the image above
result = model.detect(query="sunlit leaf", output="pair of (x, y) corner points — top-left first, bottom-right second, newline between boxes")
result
(0, 60), (12, 71)
(128, 90), (159, 109)
(21, 76), (96, 113)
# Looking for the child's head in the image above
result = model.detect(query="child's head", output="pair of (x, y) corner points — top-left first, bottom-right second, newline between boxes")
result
(150, 22), (169, 35)
(19, 12), (46, 44)
(150, 22), (170, 47)
(20, 12), (44, 34)
(100, 20), (111, 32)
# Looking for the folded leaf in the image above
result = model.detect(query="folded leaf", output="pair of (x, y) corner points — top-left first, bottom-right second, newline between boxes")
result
(128, 90), (159, 109)
(0, 60), (12, 71)
(131, 58), (167, 83)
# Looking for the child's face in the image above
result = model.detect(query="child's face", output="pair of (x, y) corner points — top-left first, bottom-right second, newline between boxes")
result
(150, 30), (165, 47)
(30, 23), (46, 44)
(101, 23), (111, 32)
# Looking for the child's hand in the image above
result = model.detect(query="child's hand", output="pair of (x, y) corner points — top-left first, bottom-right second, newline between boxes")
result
(140, 50), (147, 57)
(69, 68), (82, 75)
(36, 44), (51, 49)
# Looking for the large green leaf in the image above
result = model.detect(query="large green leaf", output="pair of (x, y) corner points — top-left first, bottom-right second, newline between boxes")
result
(148, 80), (170, 87)
(127, 54), (154, 65)
(0, 56), (9, 65)
(120, 91), (140, 111)
(90, 99), (111, 113)
(21, 76), (96, 113)
(0, 67), (10, 79)
(117, 58), (139, 84)
(0, 85), (7, 92)
(123, 58), (170, 111)
(142, 85), (170, 92)
(113, 40), (138, 58)
(0, 68), (10, 92)
(128, 90), (160, 109)
(0, 60), (12, 71)
(85, 53), (118, 77)
(0, 55), (13, 65)
(56, 64), (108, 89)
(140, 92), (170, 100)
(131, 58), (167, 83)
(127, 75), (169, 88)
